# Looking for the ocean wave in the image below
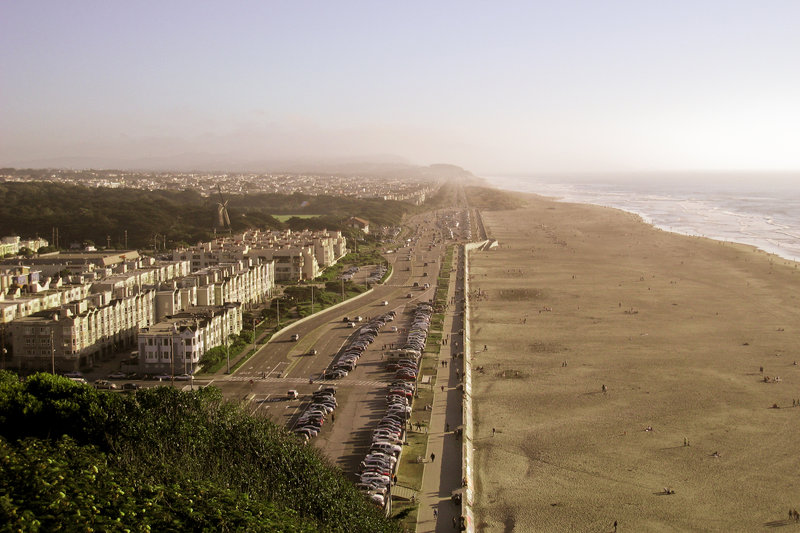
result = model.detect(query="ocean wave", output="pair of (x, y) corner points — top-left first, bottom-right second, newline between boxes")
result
(491, 175), (800, 263)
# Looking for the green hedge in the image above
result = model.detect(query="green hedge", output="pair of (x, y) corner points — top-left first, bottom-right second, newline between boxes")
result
(0, 372), (399, 532)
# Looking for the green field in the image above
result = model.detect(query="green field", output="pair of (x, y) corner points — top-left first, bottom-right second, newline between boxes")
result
(272, 214), (321, 222)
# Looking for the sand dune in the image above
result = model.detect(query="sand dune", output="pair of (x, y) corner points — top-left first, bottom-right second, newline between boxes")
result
(469, 195), (800, 532)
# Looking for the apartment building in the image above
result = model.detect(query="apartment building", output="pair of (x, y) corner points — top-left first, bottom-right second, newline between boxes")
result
(173, 229), (345, 281)
(9, 288), (156, 372)
(4, 249), (269, 373)
(137, 303), (241, 376)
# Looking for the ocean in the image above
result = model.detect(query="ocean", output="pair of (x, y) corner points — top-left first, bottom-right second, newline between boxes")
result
(489, 174), (800, 263)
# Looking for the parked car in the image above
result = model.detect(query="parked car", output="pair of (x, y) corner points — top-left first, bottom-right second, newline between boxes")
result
(287, 390), (299, 399)
(94, 380), (117, 390)
(108, 371), (127, 380)
(121, 383), (140, 391)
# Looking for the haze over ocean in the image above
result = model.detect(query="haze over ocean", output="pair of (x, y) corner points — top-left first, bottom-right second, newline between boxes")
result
(491, 174), (800, 262)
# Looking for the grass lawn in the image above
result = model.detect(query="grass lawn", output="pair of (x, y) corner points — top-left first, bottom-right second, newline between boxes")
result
(272, 214), (321, 222)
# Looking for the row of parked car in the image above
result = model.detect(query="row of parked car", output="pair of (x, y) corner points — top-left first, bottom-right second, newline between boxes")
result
(357, 378), (417, 508)
(323, 312), (395, 380)
(366, 265), (388, 284)
(340, 266), (360, 281)
(293, 387), (337, 442)
(398, 302), (433, 358)
(356, 306), (432, 508)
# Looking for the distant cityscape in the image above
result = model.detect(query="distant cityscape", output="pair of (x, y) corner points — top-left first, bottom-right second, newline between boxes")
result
(0, 168), (434, 205)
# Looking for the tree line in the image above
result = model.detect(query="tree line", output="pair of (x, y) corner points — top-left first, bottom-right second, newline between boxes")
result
(0, 182), (414, 250)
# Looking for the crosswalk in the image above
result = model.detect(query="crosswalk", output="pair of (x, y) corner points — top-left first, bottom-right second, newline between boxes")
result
(221, 374), (390, 388)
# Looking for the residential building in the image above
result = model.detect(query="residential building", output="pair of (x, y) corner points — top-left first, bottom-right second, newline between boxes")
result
(137, 303), (242, 376)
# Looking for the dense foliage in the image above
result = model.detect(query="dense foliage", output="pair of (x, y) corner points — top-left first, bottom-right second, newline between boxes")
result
(0, 372), (398, 532)
(0, 182), (412, 249)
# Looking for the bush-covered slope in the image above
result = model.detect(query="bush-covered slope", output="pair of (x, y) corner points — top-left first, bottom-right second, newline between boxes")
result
(0, 372), (398, 532)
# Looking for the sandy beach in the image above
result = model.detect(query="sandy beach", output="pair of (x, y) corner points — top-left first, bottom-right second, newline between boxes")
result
(469, 194), (800, 532)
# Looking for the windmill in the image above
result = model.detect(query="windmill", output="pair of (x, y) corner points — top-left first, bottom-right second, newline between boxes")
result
(216, 185), (231, 232)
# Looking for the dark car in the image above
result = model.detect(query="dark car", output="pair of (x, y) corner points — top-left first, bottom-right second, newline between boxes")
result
(121, 383), (140, 391)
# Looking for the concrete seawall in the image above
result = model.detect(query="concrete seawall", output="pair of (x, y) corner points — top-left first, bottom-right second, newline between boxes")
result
(460, 239), (490, 533)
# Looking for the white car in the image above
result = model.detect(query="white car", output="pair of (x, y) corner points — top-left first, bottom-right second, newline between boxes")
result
(311, 403), (334, 414)
(372, 442), (402, 455)
(366, 453), (397, 465)
(360, 473), (391, 485)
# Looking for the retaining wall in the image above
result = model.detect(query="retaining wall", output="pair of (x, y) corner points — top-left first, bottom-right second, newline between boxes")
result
(460, 239), (490, 533)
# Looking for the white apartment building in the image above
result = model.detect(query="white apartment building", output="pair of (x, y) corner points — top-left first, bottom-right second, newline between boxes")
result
(9, 289), (156, 372)
(173, 229), (345, 281)
(137, 303), (242, 376)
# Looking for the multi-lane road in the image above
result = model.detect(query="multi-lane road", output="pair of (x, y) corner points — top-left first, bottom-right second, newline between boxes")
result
(198, 209), (468, 475)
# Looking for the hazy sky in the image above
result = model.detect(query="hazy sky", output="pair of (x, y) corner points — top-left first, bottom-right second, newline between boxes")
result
(2, 1), (799, 174)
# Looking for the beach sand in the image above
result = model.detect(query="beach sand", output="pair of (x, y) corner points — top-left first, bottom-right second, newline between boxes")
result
(469, 194), (800, 532)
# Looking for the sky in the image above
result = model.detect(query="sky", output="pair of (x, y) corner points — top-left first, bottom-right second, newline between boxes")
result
(1, 1), (799, 175)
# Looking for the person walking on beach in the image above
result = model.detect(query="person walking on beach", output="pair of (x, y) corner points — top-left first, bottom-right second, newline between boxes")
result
(492, 427), (496, 437)
(613, 520), (618, 532)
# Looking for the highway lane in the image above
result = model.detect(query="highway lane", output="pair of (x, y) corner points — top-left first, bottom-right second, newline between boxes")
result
(204, 209), (462, 474)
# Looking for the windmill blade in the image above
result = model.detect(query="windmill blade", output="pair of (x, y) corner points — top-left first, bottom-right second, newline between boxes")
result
(223, 208), (231, 228)
(217, 205), (226, 227)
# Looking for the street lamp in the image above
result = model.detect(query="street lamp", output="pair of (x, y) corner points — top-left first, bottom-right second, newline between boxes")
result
(225, 336), (230, 374)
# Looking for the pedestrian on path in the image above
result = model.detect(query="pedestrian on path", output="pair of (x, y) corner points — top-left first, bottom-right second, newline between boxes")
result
(441, 385), (445, 392)
(430, 453), (436, 462)
(433, 507), (438, 518)
(492, 427), (496, 437)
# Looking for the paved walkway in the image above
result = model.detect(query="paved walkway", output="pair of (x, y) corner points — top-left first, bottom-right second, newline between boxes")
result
(417, 247), (465, 532)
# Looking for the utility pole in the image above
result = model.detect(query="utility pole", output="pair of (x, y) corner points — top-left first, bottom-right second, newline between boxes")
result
(311, 285), (314, 314)
(124, 230), (128, 249)
(341, 278), (345, 302)
(50, 329), (55, 374)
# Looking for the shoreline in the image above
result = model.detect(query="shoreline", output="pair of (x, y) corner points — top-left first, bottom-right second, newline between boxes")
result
(487, 178), (800, 264)
(468, 193), (800, 531)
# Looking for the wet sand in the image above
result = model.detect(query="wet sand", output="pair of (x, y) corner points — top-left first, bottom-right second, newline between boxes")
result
(469, 194), (800, 532)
